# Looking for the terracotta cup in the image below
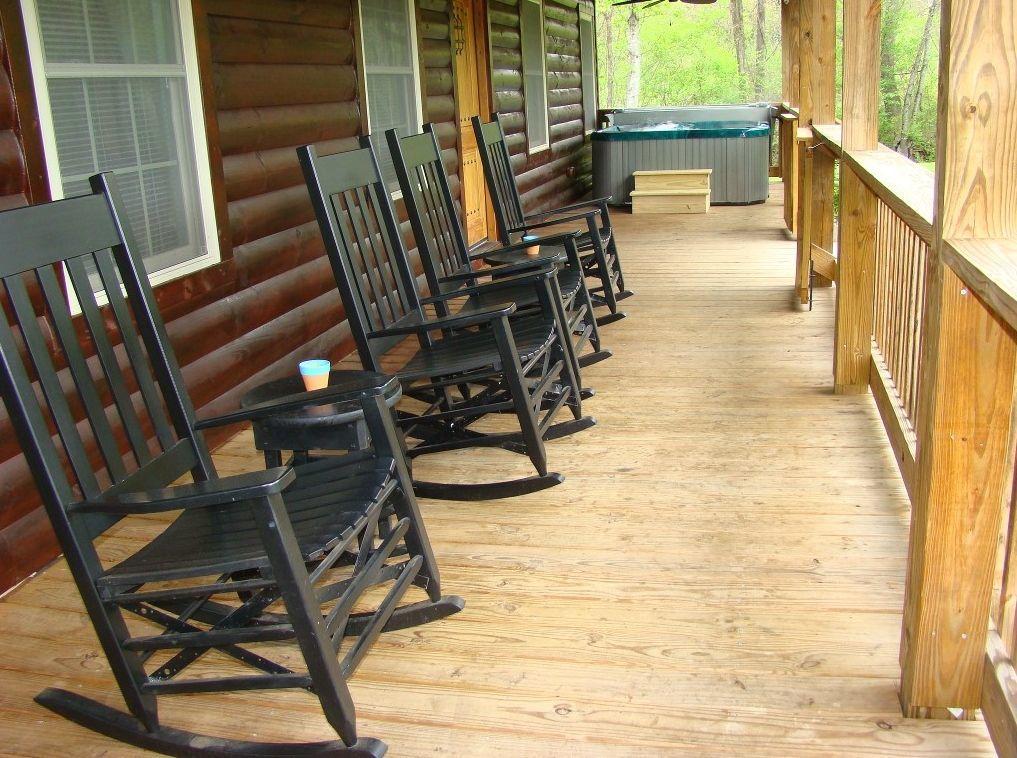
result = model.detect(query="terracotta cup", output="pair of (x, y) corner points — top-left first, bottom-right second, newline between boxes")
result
(298, 359), (331, 392)
(522, 234), (540, 256)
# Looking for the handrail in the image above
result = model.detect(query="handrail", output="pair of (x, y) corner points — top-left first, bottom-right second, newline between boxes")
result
(942, 238), (1017, 333)
(811, 123), (935, 243)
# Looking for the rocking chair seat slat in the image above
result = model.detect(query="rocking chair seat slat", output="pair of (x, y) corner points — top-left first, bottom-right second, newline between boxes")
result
(398, 315), (557, 381)
(101, 456), (396, 585)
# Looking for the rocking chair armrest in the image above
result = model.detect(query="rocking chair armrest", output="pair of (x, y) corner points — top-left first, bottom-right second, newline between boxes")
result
(523, 196), (612, 221)
(74, 467), (296, 516)
(468, 232), (580, 260)
(422, 269), (555, 304)
(443, 257), (561, 281)
(193, 376), (399, 430)
(369, 303), (516, 338)
(511, 210), (600, 232)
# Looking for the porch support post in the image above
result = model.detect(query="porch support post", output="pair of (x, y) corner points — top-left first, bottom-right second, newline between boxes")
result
(781, 0), (801, 108)
(899, 0), (1017, 719)
(794, 0), (836, 302)
(832, 0), (881, 393)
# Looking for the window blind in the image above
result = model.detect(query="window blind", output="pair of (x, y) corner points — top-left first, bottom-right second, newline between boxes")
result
(35, 0), (203, 280)
(520, 0), (548, 151)
(361, 0), (420, 191)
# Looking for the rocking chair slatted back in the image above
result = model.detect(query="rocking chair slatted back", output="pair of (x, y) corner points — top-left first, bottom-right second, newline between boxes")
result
(473, 115), (527, 242)
(386, 126), (471, 293)
(0, 175), (212, 542)
(298, 142), (422, 365)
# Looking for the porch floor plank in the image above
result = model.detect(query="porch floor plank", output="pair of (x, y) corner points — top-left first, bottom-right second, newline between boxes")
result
(0, 185), (994, 755)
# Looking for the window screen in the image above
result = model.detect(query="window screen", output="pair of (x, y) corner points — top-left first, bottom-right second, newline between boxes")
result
(361, 0), (421, 191)
(33, 0), (206, 281)
(579, 14), (597, 133)
(520, 0), (548, 151)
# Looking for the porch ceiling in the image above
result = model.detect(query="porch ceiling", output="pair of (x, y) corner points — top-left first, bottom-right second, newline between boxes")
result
(0, 185), (993, 755)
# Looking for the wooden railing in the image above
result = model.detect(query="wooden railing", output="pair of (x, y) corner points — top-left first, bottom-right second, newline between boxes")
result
(866, 197), (931, 494)
(795, 120), (1017, 754)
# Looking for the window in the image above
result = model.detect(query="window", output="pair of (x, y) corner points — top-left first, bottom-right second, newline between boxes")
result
(22, 0), (219, 290)
(579, 12), (597, 134)
(520, 0), (548, 152)
(359, 0), (423, 193)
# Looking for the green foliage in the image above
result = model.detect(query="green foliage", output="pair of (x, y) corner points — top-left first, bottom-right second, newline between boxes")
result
(596, 0), (782, 107)
(595, 0), (940, 163)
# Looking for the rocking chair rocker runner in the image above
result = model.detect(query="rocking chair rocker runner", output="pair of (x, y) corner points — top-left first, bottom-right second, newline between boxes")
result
(386, 124), (611, 372)
(298, 140), (594, 501)
(0, 174), (463, 756)
(471, 114), (634, 324)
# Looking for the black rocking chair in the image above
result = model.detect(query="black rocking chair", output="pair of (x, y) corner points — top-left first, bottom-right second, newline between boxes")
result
(0, 173), (463, 756)
(386, 124), (611, 373)
(471, 114), (633, 324)
(298, 140), (595, 501)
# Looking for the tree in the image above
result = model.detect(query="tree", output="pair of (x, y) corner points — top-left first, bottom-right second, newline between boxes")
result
(896, 0), (940, 158)
(626, 8), (641, 106)
(729, 0), (748, 97)
(600, 2), (617, 106)
(753, 0), (766, 99)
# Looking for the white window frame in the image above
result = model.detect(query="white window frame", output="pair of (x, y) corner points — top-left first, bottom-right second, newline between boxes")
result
(21, 0), (220, 304)
(579, 10), (597, 135)
(520, 0), (549, 154)
(356, 0), (424, 200)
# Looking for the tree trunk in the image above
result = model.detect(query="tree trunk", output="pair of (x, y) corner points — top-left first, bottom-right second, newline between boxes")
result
(896, 0), (940, 158)
(753, 0), (766, 99)
(729, 0), (747, 98)
(600, 3), (617, 106)
(879, 0), (903, 146)
(625, 9), (640, 107)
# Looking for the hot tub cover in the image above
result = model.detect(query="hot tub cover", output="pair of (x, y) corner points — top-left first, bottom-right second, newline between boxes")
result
(592, 121), (770, 141)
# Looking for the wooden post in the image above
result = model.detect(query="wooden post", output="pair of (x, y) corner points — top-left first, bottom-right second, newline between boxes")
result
(781, 0), (801, 108)
(781, 114), (800, 236)
(795, 0), (836, 294)
(832, 0), (881, 392)
(794, 129), (813, 302)
(899, 0), (1017, 718)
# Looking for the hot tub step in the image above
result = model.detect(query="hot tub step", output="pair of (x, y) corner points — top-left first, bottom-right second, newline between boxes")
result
(633, 169), (712, 192)
(631, 189), (710, 215)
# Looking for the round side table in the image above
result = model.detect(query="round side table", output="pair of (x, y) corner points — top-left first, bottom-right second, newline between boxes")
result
(240, 369), (400, 468)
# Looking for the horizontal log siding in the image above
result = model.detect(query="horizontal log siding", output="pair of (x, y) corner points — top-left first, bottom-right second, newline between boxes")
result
(0, 0), (464, 592)
(489, 0), (592, 214)
(0, 8), (53, 591)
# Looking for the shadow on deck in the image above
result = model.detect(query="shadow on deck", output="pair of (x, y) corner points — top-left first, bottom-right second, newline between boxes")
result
(0, 185), (994, 755)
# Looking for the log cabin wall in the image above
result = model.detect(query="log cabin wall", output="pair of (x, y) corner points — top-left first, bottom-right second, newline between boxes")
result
(0, 0), (589, 593)
(489, 0), (592, 213)
(0, 1), (51, 591)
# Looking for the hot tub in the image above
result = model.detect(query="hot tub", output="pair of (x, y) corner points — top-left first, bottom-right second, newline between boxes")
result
(592, 119), (771, 206)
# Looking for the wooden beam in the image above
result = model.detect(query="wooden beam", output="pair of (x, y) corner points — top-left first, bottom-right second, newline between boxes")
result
(795, 0), (836, 293)
(840, 0), (881, 151)
(833, 166), (877, 391)
(899, 0), (1017, 718)
(781, 114), (800, 236)
(794, 132), (813, 303)
(781, 0), (801, 107)
(810, 242), (836, 280)
(900, 263), (1016, 717)
(833, 0), (881, 392)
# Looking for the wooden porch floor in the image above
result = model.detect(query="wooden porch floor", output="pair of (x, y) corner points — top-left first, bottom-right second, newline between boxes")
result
(0, 186), (995, 755)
